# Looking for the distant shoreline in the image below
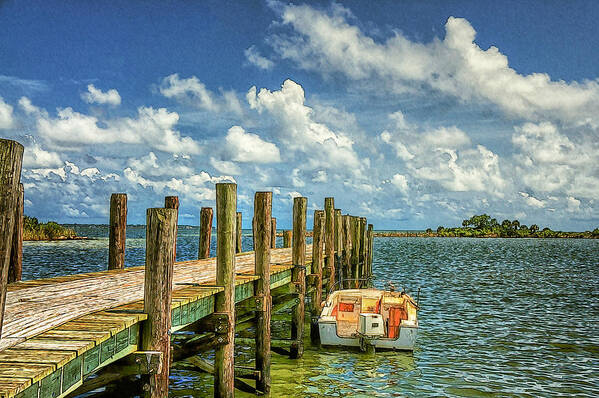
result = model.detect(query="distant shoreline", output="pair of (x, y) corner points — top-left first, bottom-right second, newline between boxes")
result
(275, 231), (598, 239)
(24, 236), (89, 242)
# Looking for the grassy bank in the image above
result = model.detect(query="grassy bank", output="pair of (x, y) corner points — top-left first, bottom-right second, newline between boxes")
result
(24, 216), (79, 241)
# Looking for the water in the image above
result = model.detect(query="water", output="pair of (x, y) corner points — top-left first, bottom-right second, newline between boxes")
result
(22, 227), (599, 397)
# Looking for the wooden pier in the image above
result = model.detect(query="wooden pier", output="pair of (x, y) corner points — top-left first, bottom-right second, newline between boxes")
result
(0, 139), (374, 397)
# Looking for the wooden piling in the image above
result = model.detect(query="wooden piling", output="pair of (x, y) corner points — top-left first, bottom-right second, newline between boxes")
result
(236, 212), (242, 253)
(108, 193), (127, 270)
(215, 183), (237, 397)
(165, 196), (179, 261)
(283, 230), (292, 248)
(359, 217), (367, 283)
(290, 197), (307, 359)
(334, 209), (342, 284)
(310, 210), (325, 342)
(367, 223), (374, 282)
(350, 216), (360, 288)
(270, 217), (277, 249)
(342, 215), (352, 289)
(141, 207), (177, 397)
(198, 207), (213, 259)
(0, 139), (23, 338)
(253, 192), (272, 393)
(8, 183), (23, 283)
(324, 198), (335, 293)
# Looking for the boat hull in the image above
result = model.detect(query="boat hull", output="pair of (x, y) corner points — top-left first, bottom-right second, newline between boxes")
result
(318, 320), (418, 350)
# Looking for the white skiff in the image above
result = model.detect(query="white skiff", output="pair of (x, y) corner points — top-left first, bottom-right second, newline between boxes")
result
(318, 288), (418, 351)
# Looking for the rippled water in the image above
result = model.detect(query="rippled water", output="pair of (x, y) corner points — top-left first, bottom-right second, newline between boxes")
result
(22, 227), (599, 397)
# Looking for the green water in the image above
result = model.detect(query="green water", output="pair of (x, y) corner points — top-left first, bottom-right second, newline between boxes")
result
(22, 227), (599, 397)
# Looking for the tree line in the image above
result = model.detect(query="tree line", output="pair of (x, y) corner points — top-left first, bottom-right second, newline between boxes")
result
(430, 214), (599, 238)
(24, 215), (77, 240)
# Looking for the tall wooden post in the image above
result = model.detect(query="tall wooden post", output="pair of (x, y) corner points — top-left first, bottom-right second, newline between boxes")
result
(324, 198), (335, 293)
(198, 207), (213, 259)
(359, 218), (367, 284)
(0, 139), (23, 338)
(283, 230), (292, 248)
(236, 212), (242, 253)
(8, 183), (23, 283)
(350, 216), (360, 288)
(254, 192), (272, 393)
(142, 208), (177, 398)
(342, 215), (352, 289)
(270, 217), (277, 249)
(334, 209), (342, 285)
(108, 193), (127, 270)
(165, 196), (179, 261)
(310, 210), (325, 342)
(290, 197), (307, 359)
(367, 224), (374, 283)
(215, 183), (236, 397)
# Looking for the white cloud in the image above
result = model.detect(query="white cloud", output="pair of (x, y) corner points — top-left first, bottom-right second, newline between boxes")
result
(245, 45), (274, 70)
(22, 144), (63, 169)
(128, 152), (195, 177)
(382, 121), (507, 197)
(247, 79), (360, 171)
(512, 122), (599, 198)
(159, 74), (243, 115)
(519, 192), (545, 208)
(34, 105), (201, 154)
(224, 125), (281, 163)
(210, 157), (241, 175)
(81, 84), (121, 106)
(268, 4), (599, 125)
(391, 173), (408, 193)
(0, 97), (14, 129)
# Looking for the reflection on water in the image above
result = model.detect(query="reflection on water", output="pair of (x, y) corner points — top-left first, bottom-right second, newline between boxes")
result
(22, 227), (599, 397)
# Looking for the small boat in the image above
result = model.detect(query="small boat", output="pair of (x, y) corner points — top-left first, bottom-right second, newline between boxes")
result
(318, 288), (419, 351)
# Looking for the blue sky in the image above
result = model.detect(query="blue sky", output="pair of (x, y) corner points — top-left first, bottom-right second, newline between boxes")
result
(1, 0), (598, 230)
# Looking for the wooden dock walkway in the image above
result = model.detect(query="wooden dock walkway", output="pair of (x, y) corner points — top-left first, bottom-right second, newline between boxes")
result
(0, 247), (312, 397)
(0, 138), (374, 398)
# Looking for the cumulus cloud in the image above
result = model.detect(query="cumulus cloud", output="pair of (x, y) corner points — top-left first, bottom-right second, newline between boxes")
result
(267, 3), (599, 125)
(224, 125), (281, 163)
(22, 144), (63, 169)
(160, 74), (243, 114)
(381, 121), (507, 197)
(511, 122), (599, 198)
(0, 97), (14, 129)
(247, 79), (361, 171)
(81, 84), (121, 106)
(245, 45), (274, 70)
(33, 104), (201, 154)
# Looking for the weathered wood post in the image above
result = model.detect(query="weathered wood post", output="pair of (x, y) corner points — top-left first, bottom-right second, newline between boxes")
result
(236, 212), (242, 253)
(310, 210), (325, 342)
(283, 230), (292, 248)
(108, 193), (127, 270)
(8, 183), (23, 283)
(350, 216), (360, 288)
(254, 192), (272, 393)
(334, 209), (342, 286)
(270, 217), (277, 249)
(324, 198), (335, 293)
(142, 207), (177, 397)
(165, 196), (179, 261)
(290, 196), (307, 359)
(0, 139), (23, 337)
(342, 215), (352, 289)
(359, 217), (367, 285)
(198, 207), (213, 259)
(215, 183), (237, 397)
(367, 223), (374, 283)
